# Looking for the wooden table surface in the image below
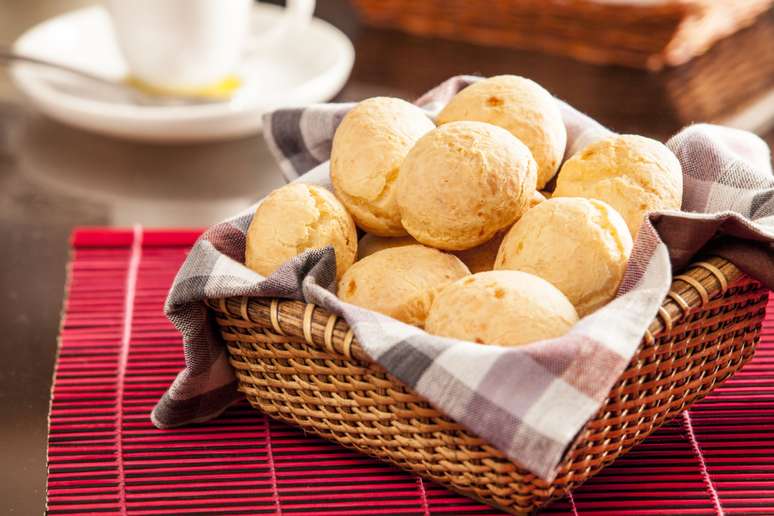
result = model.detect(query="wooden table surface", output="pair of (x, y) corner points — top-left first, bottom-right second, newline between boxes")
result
(0, 1), (772, 514)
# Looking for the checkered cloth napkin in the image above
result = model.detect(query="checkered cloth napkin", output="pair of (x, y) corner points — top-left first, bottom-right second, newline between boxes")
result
(153, 76), (774, 480)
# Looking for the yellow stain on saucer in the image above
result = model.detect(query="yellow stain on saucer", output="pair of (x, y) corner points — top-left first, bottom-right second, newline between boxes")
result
(125, 74), (242, 100)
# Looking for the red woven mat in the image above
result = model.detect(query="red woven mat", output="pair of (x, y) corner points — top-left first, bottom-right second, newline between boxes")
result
(48, 228), (774, 515)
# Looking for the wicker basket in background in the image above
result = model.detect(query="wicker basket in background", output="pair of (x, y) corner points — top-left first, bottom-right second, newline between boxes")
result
(205, 255), (768, 513)
(349, 0), (774, 70)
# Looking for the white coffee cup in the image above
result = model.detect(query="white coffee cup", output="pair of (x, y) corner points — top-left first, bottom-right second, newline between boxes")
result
(105, 0), (316, 91)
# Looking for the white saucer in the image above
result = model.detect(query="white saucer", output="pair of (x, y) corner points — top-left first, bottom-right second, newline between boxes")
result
(12, 4), (354, 143)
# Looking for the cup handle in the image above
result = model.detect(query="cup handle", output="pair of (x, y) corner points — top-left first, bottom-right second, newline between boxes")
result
(245, 0), (317, 53)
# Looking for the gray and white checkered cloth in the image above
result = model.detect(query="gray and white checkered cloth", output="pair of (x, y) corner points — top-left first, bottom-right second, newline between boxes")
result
(152, 76), (774, 480)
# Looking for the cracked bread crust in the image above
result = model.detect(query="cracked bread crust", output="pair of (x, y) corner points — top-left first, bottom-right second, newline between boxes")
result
(245, 183), (357, 279)
(494, 197), (633, 316)
(331, 97), (435, 236)
(396, 121), (537, 251)
(553, 134), (683, 237)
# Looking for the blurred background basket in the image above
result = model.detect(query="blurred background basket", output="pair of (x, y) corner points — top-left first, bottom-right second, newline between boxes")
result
(349, 0), (774, 70)
(205, 255), (768, 513)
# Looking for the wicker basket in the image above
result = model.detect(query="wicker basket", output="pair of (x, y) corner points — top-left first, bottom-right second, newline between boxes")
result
(205, 255), (768, 514)
(350, 0), (774, 70)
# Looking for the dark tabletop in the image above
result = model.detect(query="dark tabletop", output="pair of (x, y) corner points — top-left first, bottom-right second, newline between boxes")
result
(1, 1), (773, 514)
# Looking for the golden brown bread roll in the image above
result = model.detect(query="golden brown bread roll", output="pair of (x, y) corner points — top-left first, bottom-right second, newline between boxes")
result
(495, 197), (633, 316)
(396, 121), (537, 251)
(245, 183), (357, 279)
(331, 97), (435, 236)
(425, 270), (578, 346)
(338, 244), (470, 326)
(359, 187), (546, 272)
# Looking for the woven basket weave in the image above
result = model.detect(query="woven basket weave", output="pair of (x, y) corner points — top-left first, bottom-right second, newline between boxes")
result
(206, 255), (768, 513)
(350, 0), (774, 70)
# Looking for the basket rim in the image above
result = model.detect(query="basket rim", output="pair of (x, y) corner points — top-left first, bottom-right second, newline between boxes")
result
(206, 255), (746, 367)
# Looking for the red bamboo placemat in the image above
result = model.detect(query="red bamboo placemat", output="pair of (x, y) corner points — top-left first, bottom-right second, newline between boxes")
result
(48, 227), (774, 515)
